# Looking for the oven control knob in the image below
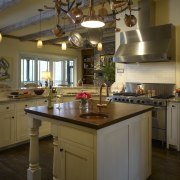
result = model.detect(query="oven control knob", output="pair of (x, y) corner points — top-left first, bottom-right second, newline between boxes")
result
(159, 102), (162, 106)
(122, 99), (125, 102)
(126, 99), (129, 102)
(114, 98), (117, 101)
(118, 98), (121, 101)
(130, 99), (133, 103)
(141, 100), (145, 104)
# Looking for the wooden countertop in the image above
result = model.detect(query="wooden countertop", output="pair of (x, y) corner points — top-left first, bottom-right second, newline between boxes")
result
(24, 100), (153, 129)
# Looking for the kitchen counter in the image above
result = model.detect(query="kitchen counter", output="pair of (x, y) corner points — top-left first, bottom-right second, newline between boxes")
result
(168, 97), (180, 103)
(25, 100), (153, 129)
(25, 101), (153, 180)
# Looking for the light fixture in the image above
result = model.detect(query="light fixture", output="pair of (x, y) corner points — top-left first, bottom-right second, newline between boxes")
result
(0, 33), (2, 42)
(41, 71), (51, 87)
(81, 0), (105, 28)
(97, 42), (102, 51)
(37, 9), (43, 48)
(62, 42), (67, 50)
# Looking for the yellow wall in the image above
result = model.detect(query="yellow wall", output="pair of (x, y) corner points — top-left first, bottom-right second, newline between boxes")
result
(0, 37), (82, 88)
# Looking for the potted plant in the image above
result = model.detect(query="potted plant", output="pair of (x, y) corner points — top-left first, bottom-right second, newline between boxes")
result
(101, 61), (115, 86)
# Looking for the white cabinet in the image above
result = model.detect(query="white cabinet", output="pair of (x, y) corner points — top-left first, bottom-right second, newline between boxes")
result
(36, 99), (51, 136)
(16, 100), (37, 142)
(167, 102), (180, 151)
(59, 141), (94, 180)
(52, 112), (151, 180)
(0, 103), (15, 148)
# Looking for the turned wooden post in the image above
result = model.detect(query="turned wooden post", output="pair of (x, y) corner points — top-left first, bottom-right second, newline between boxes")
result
(27, 118), (42, 180)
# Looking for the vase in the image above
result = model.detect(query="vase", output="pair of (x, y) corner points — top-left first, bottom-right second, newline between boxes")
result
(79, 99), (88, 109)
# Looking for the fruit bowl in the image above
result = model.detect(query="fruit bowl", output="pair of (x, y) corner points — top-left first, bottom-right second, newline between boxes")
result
(34, 88), (45, 95)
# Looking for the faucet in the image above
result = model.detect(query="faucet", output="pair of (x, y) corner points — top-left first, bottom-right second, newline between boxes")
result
(77, 79), (83, 90)
(97, 83), (110, 108)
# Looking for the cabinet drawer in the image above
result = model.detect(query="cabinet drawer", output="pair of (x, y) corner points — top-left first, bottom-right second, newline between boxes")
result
(16, 100), (36, 111)
(0, 103), (15, 113)
(59, 126), (94, 148)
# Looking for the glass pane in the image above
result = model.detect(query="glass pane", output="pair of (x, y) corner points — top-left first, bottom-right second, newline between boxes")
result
(38, 59), (49, 84)
(53, 61), (63, 86)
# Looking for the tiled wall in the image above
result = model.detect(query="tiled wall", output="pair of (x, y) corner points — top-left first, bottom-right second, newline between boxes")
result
(116, 62), (176, 84)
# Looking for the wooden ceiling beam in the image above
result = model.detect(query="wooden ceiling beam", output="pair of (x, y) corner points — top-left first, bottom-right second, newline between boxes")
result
(43, 27), (115, 45)
(0, 0), (20, 12)
(19, 14), (115, 41)
(0, 0), (105, 34)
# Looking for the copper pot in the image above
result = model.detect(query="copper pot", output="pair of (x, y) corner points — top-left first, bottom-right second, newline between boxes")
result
(124, 14), (137, 27)
(52, 25), (65, 37)
(67, 5), (83, 24)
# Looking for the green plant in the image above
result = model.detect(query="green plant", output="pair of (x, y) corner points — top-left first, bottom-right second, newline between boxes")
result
(102, 61), (115, 85)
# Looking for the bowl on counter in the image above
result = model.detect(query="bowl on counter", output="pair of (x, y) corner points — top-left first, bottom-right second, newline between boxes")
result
(34, 88), (45, 95)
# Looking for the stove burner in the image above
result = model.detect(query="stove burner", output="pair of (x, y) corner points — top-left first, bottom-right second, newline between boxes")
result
(151, 95), (175, 99)
(113, 92), (143, 97)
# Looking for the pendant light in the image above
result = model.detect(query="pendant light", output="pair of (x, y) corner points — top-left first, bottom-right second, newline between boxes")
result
(37, 9), (43, 48)
(0, 33), (2, 43)
(81, 0), (105, 28)
(97, 42), (102, 51)
(62, 42), (67, 50)
(61, 17), (66, 50)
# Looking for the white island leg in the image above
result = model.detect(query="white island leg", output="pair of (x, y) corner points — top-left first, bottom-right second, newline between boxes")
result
(27, 118), (42, 180)
(51, 124), (60, 180)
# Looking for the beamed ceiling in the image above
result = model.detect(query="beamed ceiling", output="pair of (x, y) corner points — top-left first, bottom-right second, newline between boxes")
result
(0, 0), (139, 48)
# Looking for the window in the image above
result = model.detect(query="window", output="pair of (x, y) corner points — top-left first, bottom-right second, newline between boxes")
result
(20, 55), (75, 87)
(53, 60), (74, 86)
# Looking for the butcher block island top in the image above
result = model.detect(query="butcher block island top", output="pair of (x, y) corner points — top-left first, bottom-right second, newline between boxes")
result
(25, 101), (153, 180)
(24, 100), (153, 129)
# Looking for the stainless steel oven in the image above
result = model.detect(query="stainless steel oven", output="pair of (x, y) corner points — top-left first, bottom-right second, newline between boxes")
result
(152, 106), (167, 143)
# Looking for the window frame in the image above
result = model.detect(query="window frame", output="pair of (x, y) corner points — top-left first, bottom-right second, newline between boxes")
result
(18, 53), (77, 88)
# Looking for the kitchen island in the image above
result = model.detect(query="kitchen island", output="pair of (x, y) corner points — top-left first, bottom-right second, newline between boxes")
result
(25, 100), (153, 180)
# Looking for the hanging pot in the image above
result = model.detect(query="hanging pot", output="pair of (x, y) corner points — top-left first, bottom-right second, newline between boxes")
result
(124, 14), (137, 27)
(52, 24), (65, 37)
(68, 32), (83, 48)
(67, 4), (83, 24)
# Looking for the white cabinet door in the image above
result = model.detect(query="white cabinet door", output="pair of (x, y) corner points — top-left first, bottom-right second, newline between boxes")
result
(129, 113), (151, 180)
(59, 141), (94, 180)
(16, 100), (37, 142)
(16, 111), (29, 141)
(167, 102), (180, 150)
(36, 99), (51, 136)
(0, 113), (15, 148)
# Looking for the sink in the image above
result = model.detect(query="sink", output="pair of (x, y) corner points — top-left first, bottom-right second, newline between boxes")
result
(80, 112), (108, 119)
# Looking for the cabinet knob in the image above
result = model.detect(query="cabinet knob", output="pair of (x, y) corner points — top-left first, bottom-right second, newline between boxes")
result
(25, 104), (28, 107)
(12, 116), (14, 119)
(60, 148), (64, 152)
(172, 105), (176, 108)
(6, 107), (9, 109)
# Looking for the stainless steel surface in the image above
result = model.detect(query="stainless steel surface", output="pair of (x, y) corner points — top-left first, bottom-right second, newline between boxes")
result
(113, 0), (175, 63)
(113, 24), (176, 63)
(152, 106), (167, 142)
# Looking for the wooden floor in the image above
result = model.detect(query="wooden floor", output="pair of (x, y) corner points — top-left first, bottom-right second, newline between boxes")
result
(0, 137), (180, 180)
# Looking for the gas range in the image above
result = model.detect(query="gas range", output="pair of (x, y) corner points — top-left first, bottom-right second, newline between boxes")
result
(112, 93), (174, 107)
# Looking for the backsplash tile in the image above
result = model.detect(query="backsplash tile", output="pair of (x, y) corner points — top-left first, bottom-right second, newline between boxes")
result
(116, 62), (176, 84)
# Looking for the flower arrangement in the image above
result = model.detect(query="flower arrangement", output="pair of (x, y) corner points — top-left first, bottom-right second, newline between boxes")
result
(75, 92), (92, 101)
(76, 92), (92, 109)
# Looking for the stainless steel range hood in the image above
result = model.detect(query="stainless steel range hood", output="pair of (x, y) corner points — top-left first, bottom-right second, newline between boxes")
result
(113, 0), (176, 63)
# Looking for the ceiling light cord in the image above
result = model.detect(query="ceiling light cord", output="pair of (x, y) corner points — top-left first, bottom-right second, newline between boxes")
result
(37, 9), (43, 48)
